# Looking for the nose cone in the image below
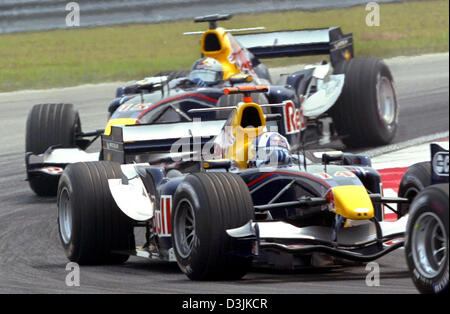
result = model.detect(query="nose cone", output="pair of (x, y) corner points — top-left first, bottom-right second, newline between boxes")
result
(327, 185), (374, 220)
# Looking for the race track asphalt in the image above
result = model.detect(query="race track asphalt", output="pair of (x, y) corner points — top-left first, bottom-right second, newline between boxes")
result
(0, 53), (447, 294)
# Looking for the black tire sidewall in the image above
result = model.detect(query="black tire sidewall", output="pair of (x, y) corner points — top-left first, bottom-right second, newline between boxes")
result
(398, 162), (432, 217)
(171, 177), (211, 280)
(56, 162), (134, 264)
(171, 173), (254, 280)
(57, 169), (81, 261)
(405, 185), (449, 294)
(331, 58), (398, 147)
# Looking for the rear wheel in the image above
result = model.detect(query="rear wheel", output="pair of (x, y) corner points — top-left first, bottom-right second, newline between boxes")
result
(57, 161), (135, 265)
(172, 172), (254, 280)
(329, 57), (398, 148)
(26, 103), (81, 196)
(405, 184), (449, 294)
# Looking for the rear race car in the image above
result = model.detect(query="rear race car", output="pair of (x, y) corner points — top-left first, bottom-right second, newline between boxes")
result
(186, 14), (399, 148)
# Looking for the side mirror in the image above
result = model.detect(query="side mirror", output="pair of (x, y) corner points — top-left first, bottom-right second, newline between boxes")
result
(203, 160), (232, 170)
(265, 113), (282, 122)
(322, 153), (344, 165)
(135, 82), (154, 93)
(342, 153), (372, 167)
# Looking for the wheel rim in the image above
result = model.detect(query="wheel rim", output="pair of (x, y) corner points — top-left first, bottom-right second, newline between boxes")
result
(173, 199), (196, 259)
(376, 76), (396, 126)
(58, 187), (73, 245)
(411, 212), (448, 279)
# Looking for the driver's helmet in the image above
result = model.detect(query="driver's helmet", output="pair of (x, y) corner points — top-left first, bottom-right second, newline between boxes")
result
(248, 132), (292, 168)
(189, 57), (224, 86)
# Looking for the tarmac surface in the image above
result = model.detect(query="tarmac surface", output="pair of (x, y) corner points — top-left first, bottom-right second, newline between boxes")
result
(0, 53), (448, 293)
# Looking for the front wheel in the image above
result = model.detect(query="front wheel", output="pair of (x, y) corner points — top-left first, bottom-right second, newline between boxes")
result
(57, 161), (135, 265)
(172, 172), (254, 281)
(398, 162), (432, 217)
(405, 184), (449, 294)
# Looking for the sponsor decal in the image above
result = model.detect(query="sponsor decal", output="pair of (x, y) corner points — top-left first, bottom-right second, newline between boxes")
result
(325, 189), (335, 211)
(119, 103), (151, 112)
(432, 152), (449, 176)
(269, 136), (288, 149)
(39, 167), (64, 175)
(332, 38), (350, 51)
(227, 35), (258, 80)
(287, 244), (307, 249)
(283, 100), (306, 135)
(315, 172), (333, 180)
(106, 141), (120, 150)
(154, 195), (172, 236)
(334, 171), (356, 178)
(383, 238), (404, 247)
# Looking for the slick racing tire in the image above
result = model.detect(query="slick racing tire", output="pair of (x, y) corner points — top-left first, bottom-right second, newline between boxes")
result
(57, 161), (135, 265)
(330, 57), (398, 148)
(405, 184), (449, 294)
(398, 162), (432, 218)
(172, 172), (254, 281)
(25, 103), (81, 196)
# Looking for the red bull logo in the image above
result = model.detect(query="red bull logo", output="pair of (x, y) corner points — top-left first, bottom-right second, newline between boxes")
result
(283, 100), (306, 134)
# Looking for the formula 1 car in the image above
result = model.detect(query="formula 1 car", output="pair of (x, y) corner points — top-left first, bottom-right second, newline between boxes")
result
(56, 86), (409, 280)
(398, 142), (449, 294)
(112, 14), (399, 149)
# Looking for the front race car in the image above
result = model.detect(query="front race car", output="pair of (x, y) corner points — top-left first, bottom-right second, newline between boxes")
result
(54, 86), (410, 281)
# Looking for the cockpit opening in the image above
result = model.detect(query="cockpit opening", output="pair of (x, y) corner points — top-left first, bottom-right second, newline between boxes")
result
(240, 106), (262, 128)
(203, 33), (221, 52)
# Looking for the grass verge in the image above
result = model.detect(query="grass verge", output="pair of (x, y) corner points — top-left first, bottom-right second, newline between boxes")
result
(0, 0), (448, 92)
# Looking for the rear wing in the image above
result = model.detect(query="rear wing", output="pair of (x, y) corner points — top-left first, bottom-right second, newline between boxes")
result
(102, 120), (226, 164)
(234, 27), (353, 66)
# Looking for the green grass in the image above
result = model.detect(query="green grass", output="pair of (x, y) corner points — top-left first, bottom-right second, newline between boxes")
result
(0, 0), (448, 92)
